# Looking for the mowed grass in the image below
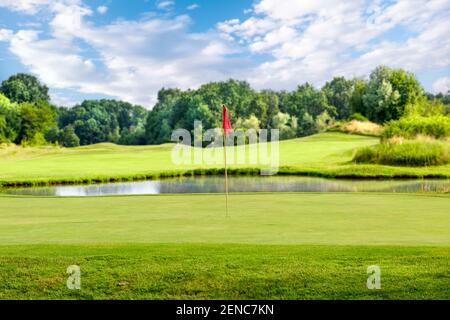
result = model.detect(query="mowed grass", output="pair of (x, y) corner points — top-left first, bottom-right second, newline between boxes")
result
(1, 193), (449, 245)
(0, 245), (448, 300)
(2, 133), (450, 186)
(0, 193), (449, 299)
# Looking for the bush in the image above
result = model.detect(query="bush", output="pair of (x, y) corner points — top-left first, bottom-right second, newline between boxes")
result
(348, 113), (368, 122)
(59, 125), (80, 147)
(354, 140), (450, 166)
(383, 115), (450, 140)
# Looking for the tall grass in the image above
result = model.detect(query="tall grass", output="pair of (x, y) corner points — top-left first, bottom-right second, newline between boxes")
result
(331, 120), (383, 136)
(354, 140), (450, 166)
(383, 115), (450, 140)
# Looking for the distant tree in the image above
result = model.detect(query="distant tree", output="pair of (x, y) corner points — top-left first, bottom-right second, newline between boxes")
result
(363, 66), (400, 123)
(45, 127), (60, 144)
(18, 100), (56, 144)
(0, 73), (50, 103)
(322, 77), (354, 120)
(350, 78), (367, 115)
(272, 112), (297, 140)
(60, 99), (148, 145)
(235, 115), (261, 131)
(298, 112), (316, 136)
(248, 96), (268, 126)
(145, 81), (257, 145)
(261, 91), (280, 128)
(292, 83), (335, 118)
(390, 68), (423, 110)
(315, 111), (333, 132)
(0, 94), (21, 143)
(59, 125), (80, 147)
(426, 91), (450, 115)
(362, 66), (423, 123)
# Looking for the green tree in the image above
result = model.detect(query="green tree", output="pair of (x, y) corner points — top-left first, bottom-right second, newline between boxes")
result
(322, 77), (354, 120)
(249, 96), (268, 126)
(58, 125), (80, 147)
(390, 69), (423, 111)
(0, 94), (21, 142)
(298, 112), (316, 136)
(261, 91), (280, 128)
(272, 112), (297, 140)
(362, 66), (423, 123)
(0, 73), (50, 103)
(60, 99), (148, 145)
(18, 100), (56, 144)
(292, 83), (334, 119)
(350, 78), (367, 115)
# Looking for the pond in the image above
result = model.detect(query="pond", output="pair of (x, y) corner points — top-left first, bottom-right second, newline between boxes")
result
(1, 176), (449, 197)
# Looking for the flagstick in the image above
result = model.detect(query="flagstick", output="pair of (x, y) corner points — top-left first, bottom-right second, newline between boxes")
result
(223, 129), (229, 218)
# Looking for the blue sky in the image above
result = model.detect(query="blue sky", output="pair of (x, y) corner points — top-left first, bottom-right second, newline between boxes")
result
(0, 0), (449, 108)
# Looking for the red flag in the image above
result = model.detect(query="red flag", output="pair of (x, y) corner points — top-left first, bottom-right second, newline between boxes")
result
(222, 105), (232, 135)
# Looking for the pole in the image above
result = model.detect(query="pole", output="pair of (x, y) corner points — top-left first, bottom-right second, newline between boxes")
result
(224, 129), (229, 218)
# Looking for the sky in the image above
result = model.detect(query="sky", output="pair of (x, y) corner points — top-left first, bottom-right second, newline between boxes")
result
(0, 0), (449, 109)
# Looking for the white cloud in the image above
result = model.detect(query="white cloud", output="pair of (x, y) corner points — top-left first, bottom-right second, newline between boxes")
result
(433, 77), (450, 94)
(0, 0), (77, 14)
(1, 0), (449, 107)
(187, 3), (199, 10)
(156, 0), (174, 10)
(0, 28), (13, 41)
(96, 5), (107, 14)
(49, 90), (79, 107)
(219, 0), (450, 90)
(0, 0), (244, 107)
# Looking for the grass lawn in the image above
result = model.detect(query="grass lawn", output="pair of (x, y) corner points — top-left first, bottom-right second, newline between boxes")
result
(0, 193), (448, 299)
(1, 132), (450, 186)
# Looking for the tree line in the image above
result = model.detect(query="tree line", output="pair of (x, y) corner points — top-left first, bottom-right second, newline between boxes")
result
(0, 66), (449, 147)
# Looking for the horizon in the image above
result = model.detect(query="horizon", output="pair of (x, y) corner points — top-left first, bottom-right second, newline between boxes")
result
(1, 0), (450, 109)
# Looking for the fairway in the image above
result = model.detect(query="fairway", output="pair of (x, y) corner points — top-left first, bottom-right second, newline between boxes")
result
(2, 133), (450, 186)
(0, 193), (449, 299)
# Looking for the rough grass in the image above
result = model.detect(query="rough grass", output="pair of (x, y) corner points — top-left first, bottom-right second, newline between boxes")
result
(0, 245), (448, 300)
(383, 115), (450, 140)
(333, 120), (383, 137)
(0, 193), (449, 299)
(1, 132), (450, 186)
(354, 140), (450, 166)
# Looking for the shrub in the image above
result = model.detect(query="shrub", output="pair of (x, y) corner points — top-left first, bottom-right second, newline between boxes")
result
(348, 113), (369, 122)
(354, 140), (450, 166)
(383, 115), (450, 140)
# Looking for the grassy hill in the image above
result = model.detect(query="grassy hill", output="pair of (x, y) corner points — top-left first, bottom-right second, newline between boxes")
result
(1, 132), (450, 186)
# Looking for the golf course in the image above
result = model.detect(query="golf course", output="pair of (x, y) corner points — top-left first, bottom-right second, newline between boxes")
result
(0, 133), (449, 299)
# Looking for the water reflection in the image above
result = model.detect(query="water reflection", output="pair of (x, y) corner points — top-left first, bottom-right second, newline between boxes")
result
(1, 176), (449, 197)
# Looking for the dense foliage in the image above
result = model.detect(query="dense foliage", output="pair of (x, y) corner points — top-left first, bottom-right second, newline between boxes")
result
(1, 65), (449, 147)
(58, 100), (147, 146)
(1, 73), (50, 104)
(383, 116), (450, 140)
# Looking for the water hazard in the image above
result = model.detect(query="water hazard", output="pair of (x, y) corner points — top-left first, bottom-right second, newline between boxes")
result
(1, 176), (449, 197)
